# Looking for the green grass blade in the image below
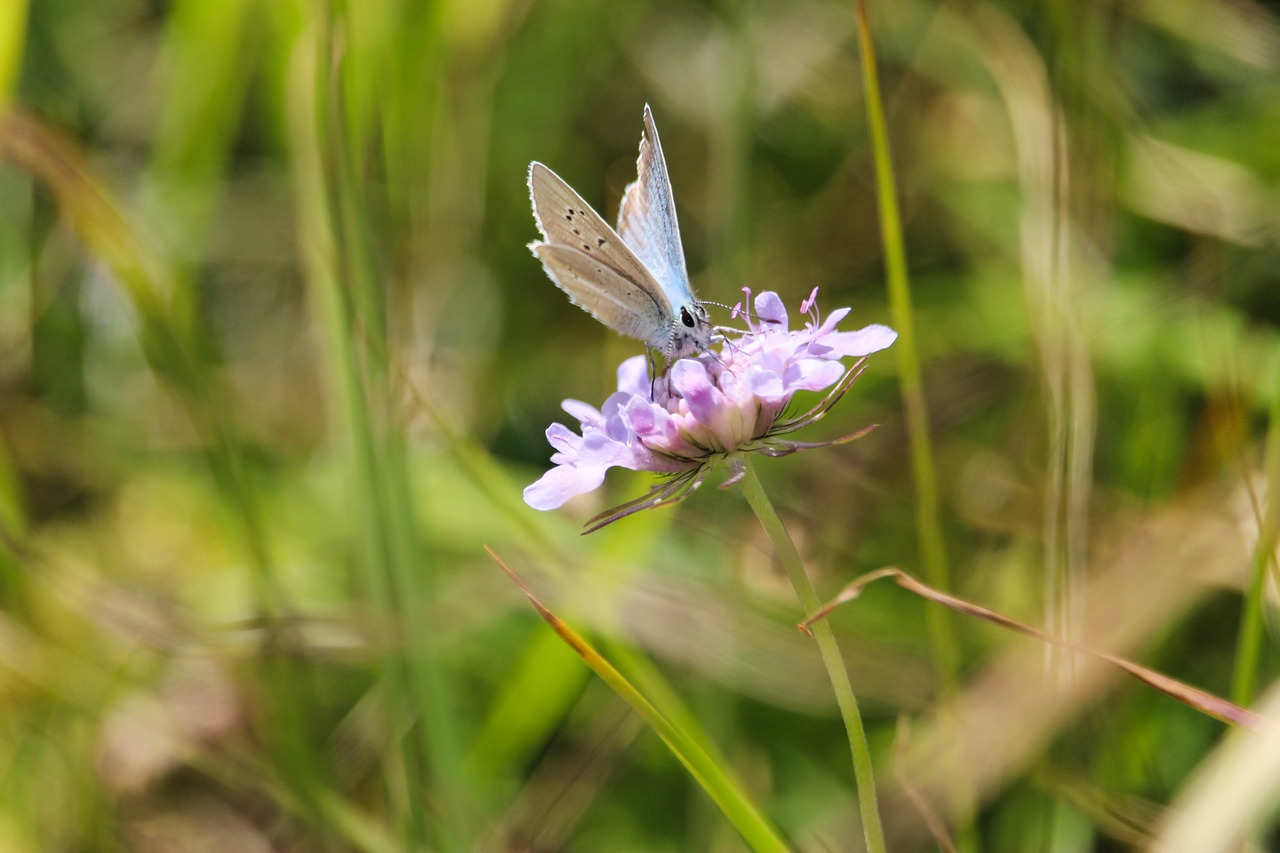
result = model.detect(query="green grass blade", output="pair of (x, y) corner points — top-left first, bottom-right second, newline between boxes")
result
(0, 0), (27, 105)
(1231, 344), (1280, 705)
(851, 0), (958, 693)
(492, 549), (791, 853)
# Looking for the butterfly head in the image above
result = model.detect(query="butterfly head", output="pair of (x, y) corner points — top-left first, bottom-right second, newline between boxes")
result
(664, 301), (714, 360)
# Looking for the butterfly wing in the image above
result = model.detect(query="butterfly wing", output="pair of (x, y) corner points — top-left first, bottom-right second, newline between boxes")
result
(530, 243), (671, 344)
(528, 162), (673, 348)
(616, 105), (697, 310)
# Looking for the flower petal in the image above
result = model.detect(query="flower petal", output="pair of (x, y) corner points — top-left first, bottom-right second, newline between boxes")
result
(746, 365), (787, 400)
(754, 291), (788, 327)
(815, 307), (851, 335)
(669, 359), (723, 424)
(523, 462), (610, 510)
(616, 355), (651, 398)
(561, 398), (603, 427)
(824, 323), (898, 358)
(621, 396), (679, 446)
(784, 359), (845, 392)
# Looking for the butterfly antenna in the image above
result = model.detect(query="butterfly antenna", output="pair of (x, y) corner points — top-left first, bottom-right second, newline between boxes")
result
(697, 301), (750, 347)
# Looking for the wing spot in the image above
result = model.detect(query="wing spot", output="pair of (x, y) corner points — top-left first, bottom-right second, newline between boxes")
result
(596, 238), (605, 247)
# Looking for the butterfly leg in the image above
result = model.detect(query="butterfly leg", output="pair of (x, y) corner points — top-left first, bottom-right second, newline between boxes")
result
(644, 345), (660, 400)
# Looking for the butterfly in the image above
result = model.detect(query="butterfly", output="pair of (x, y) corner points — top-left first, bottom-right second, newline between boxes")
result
(527, 104), (713, 361)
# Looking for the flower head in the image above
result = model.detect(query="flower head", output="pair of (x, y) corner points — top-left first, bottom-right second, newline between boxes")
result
(524, 289), (897, 530)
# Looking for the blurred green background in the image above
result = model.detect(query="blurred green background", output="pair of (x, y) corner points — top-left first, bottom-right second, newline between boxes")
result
(3, 0), (1280, 850)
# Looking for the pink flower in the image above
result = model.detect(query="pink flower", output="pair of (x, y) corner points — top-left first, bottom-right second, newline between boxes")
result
(525, 289), (897, 530)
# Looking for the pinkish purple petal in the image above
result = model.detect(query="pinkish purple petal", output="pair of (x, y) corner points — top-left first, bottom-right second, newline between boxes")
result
(754, 291), (788, 327)
(523, 463), (610, 510)
(545, 422), (581, 452)
(621, 396), (680, 446)
(746, 366), (787, 401)
(669, 359), (723, 424)
(560, 399), (603, 427)
(823, 323), (898, 358)
(815, 306), (851, 334)
(784, 359), (846, 392)
(617, 355), (650, 397)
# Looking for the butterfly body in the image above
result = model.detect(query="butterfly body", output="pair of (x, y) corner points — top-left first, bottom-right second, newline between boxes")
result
(528, 106), (712, 360)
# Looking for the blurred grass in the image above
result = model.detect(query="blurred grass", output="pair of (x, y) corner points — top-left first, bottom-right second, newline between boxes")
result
(3, 0), (1280, 850)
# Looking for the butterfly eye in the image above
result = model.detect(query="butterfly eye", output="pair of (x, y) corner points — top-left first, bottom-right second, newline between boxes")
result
(680, 306), (696, 328)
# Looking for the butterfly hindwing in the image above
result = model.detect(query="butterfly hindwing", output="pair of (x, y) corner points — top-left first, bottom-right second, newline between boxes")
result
(528, 162), (670, 308)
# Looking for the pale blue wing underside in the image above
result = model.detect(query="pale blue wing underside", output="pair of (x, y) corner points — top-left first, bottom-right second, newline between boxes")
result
(615, 105), (698, 311)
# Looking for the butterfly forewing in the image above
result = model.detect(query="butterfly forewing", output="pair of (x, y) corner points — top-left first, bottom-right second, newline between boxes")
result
(531, 243), (670, 343)
(616, 105), (697, 310)
(528, 162), (669, 305)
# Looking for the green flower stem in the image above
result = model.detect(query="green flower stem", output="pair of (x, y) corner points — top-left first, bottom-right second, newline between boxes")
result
(737, 456), (886, 853)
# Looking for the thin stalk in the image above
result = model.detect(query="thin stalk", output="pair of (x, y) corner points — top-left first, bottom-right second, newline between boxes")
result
(1231, 345), (1280, 705)
(851, 0), (959, 691)
(1232, 505), (1274, 707)
(737, 456), (885, 853)
(850, 21), (979, 844)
